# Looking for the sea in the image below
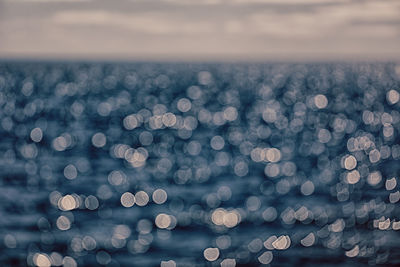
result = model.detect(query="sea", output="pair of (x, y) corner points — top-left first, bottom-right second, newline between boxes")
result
(0, 62), (399, 266)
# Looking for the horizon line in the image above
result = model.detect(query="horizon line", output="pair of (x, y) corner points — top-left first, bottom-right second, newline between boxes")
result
(1, 52), (400, 64)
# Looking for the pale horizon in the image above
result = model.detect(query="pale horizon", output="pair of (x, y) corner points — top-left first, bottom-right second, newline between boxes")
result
(1, 0), (399, 61)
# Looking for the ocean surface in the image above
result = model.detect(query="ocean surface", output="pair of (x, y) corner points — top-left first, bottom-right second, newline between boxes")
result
(0, 62), (399, 266)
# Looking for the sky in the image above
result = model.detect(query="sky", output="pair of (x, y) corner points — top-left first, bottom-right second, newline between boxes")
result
(0, 0), (399, 61)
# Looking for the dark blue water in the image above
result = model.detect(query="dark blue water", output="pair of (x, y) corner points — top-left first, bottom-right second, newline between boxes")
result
(0, 62), (400, 266)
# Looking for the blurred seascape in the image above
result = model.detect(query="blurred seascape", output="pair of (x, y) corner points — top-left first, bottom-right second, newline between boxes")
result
(0, 61), (400, 267)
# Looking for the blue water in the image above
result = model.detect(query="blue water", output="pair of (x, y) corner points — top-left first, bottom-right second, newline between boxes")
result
(0, 62), (399, 266)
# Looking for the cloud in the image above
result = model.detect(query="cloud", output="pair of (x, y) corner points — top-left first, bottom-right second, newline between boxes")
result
(4, 0), (91, 2)
(231, 0), (350, 5)
(158, 0), (221, 5)
(52, 10), (216, 35)
(130, 0), (349, 5)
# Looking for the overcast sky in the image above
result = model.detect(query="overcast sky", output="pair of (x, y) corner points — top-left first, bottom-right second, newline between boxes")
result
(0, 0), (399, 61)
